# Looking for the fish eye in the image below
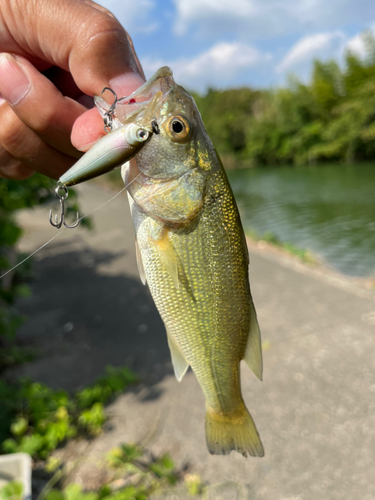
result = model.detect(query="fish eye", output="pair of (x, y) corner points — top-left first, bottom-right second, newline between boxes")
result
(167, 115), (190, 141)
(172, 120), (183, 133)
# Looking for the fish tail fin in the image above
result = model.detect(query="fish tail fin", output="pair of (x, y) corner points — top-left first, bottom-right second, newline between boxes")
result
(205, 403), (264, 457)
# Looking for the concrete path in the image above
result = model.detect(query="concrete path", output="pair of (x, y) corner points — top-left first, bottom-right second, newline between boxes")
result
(9, 182), (375, 499)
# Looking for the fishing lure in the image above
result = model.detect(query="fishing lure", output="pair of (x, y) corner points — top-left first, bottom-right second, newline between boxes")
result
(49, 88), (152, 228)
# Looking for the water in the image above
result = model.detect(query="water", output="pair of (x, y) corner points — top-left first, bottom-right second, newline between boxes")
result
(227, 163), (375, 277)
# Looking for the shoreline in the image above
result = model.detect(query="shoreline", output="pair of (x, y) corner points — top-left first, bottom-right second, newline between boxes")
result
(246, 234), (375, 297)
(69, 176), (375, 295)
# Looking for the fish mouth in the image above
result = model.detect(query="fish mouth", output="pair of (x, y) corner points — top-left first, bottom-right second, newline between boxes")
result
(94, 67), (175, 131)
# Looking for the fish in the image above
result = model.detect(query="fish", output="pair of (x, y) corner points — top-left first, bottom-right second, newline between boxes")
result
(58, 67), (264, 457)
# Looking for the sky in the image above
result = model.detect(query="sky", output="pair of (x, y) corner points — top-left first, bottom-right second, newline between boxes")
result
(95, 0), (375, 92)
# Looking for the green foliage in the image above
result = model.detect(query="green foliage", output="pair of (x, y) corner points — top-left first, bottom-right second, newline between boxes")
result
(78, 403), (105, 435)
(184, 474), (204, 496)
(148, 453), (177, 485)
(40, 442), (200, 500)
(192, 87), (260, 155)
(44, 483), (148, 500)
(106, 444), (143, 468)
(76, 367), (137, 409)
(0, 481), (23, 500)
(195, 33), (375, 166)
(247, 230), (317, 265)
(0, 366), (137, 458)
(104, 444), (183, 496)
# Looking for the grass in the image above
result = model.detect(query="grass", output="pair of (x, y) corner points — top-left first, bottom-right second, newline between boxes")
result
(0, 445), (204, 500)
(246, 229), (318, 265)
(0, 366), (137, 459)
(0, 365), (207, 498)
(0, 481), (23, 500)
(0, 364), (207, 499)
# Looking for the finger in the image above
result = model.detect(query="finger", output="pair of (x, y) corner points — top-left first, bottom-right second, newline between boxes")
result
(3, 0), (146, 156)
(126, 32), (146, 81)
(4, 0), (145, 96)
(0, 53), (87, 158)
(42, 66), (82, 100)
(70, 29), (147, 151)
(0, 147), (33, 180)
(71, 108), (106, 152)
(0, 102), (76, 179)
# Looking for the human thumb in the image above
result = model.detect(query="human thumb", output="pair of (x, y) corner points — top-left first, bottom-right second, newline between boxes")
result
(6, 0), (145, 96)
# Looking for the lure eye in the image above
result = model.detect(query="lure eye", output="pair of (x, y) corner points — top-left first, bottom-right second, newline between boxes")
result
(136, 128), (149, 141)
(167, 115), (190, 141)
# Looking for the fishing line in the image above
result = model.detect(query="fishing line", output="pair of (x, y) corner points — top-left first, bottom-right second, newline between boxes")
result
(0, 173), (141, 280)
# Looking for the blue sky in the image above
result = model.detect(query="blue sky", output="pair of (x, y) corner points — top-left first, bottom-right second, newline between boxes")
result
(96, 0), (375, 92)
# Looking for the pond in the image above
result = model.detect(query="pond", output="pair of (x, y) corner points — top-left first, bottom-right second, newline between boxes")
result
(227, 163), (375, 277)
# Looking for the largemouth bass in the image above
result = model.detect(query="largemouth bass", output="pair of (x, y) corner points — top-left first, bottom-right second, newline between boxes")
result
(64, 67), (264, 457)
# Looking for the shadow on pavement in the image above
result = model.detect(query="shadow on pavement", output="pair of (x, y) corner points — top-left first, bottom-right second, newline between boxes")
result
(8, 245), (173, 399)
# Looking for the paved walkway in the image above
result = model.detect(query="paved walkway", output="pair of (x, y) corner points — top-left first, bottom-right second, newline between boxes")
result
(9, 182), (375, 499)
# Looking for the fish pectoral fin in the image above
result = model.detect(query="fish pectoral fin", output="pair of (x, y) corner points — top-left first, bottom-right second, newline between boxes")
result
(243, 296), (263, 381)
(166, 330), (189, 382)
(153, 230), (180, 289)
(135, 238), (147, 285)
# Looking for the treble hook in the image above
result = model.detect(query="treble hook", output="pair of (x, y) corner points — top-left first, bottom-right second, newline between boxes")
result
(101, 87), (127, 133)
(49, 184), (79, 229)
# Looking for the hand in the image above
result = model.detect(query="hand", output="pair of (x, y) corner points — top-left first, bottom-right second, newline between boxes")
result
(0, 0), (145, 180)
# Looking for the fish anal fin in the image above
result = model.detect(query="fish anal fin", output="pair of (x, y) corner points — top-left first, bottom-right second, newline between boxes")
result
(243, 296), (263, 381)
(135, 238), (147, 285)
(167, 330), (189, 382)
(205, 403), (264, 457)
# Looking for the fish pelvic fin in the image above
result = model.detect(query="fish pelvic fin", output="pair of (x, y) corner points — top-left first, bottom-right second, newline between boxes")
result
(205, 403), (264, 457)
(135, 238), (147, 285)
(166, 330), (189, 382)
(243, 295), (263, 381)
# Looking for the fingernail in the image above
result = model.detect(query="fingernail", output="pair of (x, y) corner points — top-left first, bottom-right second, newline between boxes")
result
(109, 72), (145, 97)
(76, 140), (97, 153)
(0, 93), (5, 106)
(0, 53), (31, 105)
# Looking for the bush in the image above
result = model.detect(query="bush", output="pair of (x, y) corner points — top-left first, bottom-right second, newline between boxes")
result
(0, 366), (137, 459)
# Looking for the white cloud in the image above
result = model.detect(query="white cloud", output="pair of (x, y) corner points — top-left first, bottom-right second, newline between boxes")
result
(141, 42), (271, 91)
(95, 0), (158, 34)
(274, 27), (375, 83)
(173, 0), (258, 36)
(345, 34), (367, 58)
(345, 25), (375, 58)
(172, 0), (375, 39)
(277, 31), (345, 74)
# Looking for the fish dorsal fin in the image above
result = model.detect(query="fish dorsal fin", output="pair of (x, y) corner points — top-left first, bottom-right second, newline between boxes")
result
(243, 296), (263, 381)
(135, 238), (146, 285)
(166, 330), (189, 382)
(152, 229), (180, 289)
